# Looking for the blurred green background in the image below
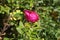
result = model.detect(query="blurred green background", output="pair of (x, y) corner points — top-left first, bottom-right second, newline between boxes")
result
(0, 0), (60, 40)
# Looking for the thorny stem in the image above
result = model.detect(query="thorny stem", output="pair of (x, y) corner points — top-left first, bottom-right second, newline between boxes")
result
(0, 23), (10, 40)
(0, 15), (10, 40)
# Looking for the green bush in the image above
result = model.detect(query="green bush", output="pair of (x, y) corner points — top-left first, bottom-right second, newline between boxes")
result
(0, 0), (60, 40)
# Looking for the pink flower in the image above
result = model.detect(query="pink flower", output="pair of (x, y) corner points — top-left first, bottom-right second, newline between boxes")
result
(23, 10), (39, 23)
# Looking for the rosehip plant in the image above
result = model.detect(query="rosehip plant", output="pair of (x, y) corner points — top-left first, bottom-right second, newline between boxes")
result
(0, 0), (60, 40)
(23, 10), (39, 23)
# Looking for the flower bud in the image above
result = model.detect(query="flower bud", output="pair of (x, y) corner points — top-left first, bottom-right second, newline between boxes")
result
(23, 10), (39, 23)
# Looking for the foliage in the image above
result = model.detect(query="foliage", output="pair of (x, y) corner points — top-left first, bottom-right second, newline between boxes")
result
(0, 0), (60, 40)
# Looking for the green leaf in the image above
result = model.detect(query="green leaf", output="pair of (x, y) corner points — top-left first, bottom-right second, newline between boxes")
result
(16, 21), (24, 34)
(4, 38), (9, 40)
